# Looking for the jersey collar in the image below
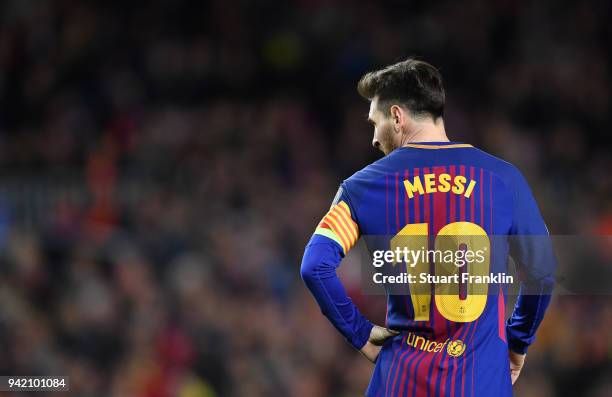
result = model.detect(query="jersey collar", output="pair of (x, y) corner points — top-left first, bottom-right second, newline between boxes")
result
(401, 141), (473, 149)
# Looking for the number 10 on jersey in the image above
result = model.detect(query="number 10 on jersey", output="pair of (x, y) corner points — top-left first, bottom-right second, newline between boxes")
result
(390, 222), (490, 323)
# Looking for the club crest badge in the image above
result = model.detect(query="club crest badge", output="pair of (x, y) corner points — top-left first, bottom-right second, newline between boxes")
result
(447, 339), (466, 357)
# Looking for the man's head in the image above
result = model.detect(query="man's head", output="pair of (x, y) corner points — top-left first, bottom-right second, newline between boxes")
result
(357, 58), (446, 155)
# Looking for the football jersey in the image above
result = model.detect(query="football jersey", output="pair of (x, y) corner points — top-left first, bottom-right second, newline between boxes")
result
(301, 141), (555, 397)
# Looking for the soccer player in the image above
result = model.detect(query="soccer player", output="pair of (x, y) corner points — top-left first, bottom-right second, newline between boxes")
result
(300, 58), (556, 396)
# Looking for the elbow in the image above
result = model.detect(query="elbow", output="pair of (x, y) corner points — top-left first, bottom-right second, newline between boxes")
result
(300, 255), (318, 284)
(300, 244), (331, 285)
(520, 273), (555, 294)
(300, 242), (339, 286)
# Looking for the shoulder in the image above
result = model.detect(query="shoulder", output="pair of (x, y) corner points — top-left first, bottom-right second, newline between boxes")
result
(470, 146), (527, 188)
(338, 155), (395, 222)
(343, 150), (403, 186)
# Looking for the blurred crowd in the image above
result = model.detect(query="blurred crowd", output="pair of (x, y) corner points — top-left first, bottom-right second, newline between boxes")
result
(0, 0), (611, 396)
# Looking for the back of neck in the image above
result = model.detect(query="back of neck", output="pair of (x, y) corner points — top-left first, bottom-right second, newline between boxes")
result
(401, 118), (448, 145)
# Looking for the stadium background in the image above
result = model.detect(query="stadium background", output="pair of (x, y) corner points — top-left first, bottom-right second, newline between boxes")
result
(0, 0), (610, 396)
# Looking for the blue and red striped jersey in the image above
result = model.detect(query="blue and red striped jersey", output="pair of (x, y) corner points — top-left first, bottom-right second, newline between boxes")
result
(301, 141), (556, 397)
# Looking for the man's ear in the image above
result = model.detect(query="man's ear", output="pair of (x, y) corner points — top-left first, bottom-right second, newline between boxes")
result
(389, 105), (404, 133)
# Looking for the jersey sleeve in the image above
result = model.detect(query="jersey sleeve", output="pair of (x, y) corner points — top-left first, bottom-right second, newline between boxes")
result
(311, 185), (360, 256)
(506, 169), (556, 354)
(300, 184), (373, 350)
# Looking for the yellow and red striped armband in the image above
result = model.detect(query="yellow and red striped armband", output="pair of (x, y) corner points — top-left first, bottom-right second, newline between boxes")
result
(314, 200), (359, 254)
